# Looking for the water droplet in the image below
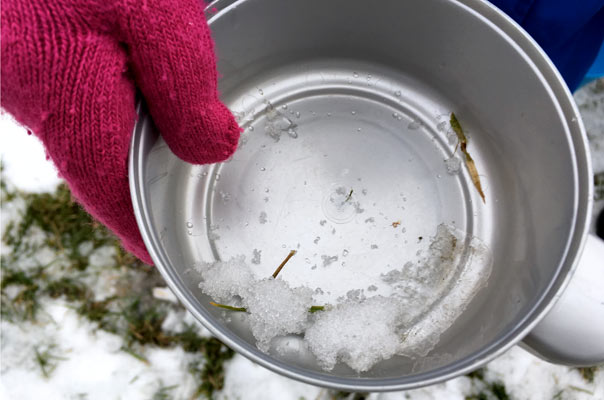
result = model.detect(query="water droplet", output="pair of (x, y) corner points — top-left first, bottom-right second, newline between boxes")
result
(437, 121), (448, 132)
(281, 104), (288, 110)
(342, 249), (349, 256)
(347, 78), (352, 84)
(215, 173), (221, 181)
(260, 167), (266, 171)
(201, 171), (208, 177)
(187, 230), (192, 235)
(186, 222), (193, 228)
(353, 72), (359, 78)
(408, 118), (422, 130)
(287, 128), (298, 138)
(219, 191), (231, 202)
(295, 112), (300, 119)
(248, 126), (254, 131)
(437, 174), (442, 179)
(258, 88), (264, 95)
(351, 111), (356, 115)
(314, 236), (321, 244)
(264, 188), (270, 193)
(282, 244), (286, 248)
(357, 128), (362, 132)
(445, 156), (462, 175)
(395, 90), (401, 97)
(327, 112), (332, 117)
(392, 112), (399, 119)
(251, 249), (262, 264)
(366, 74), (372, 80)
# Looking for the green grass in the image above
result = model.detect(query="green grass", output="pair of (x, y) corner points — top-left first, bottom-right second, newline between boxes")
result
(34, 344), (67, 378)
(330, 392), (368, 400)
(1, 181), (235, 397)
(152, 384), (178, 400)
(0, 263), (44, 321)
(2, 184), (110, 270)
(465, 368), (510, 400)
(577, 366), (598, 384)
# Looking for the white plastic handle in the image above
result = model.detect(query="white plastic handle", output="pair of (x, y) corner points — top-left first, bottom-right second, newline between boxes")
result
(523, 234), (604, 366)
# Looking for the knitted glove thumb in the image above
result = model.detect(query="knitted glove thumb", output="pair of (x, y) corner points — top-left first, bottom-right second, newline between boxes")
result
(1, 0), (241, 264)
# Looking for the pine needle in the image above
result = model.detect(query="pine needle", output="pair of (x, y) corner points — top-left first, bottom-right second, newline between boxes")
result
(209, 302), (247, 312)
(209, 250), (327, 314)
(272, 250), (297, 278)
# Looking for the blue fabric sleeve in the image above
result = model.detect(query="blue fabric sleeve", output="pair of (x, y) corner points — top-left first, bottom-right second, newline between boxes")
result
(489, 0), (604, 91)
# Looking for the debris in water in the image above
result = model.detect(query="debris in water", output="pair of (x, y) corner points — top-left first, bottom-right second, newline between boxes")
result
(272, 250), (297, 278)
(450, 113), (486, 202)
(344, 189), (353, 203)
(251, 249), (262, 265)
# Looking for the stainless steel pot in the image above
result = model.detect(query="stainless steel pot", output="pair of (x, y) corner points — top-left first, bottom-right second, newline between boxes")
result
(129, 0), (604, 391)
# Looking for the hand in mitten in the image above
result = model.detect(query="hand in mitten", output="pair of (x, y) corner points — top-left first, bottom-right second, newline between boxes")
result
(1, 0), (241, 264)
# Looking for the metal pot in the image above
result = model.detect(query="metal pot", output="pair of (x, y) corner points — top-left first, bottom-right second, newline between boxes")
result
(129, 0), (604, 391)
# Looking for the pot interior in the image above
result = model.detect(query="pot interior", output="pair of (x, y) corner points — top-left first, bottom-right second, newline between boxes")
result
(133, 0), (586, 388)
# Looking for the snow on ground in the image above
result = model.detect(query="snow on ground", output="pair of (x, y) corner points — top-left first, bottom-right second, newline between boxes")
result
(1, 302), (198, 400)
(1, 80), (603, 399)
(0, 113), (61, 193)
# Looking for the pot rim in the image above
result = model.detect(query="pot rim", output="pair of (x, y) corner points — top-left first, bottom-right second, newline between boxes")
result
(130, 0), (593, 390)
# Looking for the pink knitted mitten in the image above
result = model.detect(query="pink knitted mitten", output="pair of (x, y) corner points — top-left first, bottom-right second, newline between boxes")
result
(1, 0), (241, 264)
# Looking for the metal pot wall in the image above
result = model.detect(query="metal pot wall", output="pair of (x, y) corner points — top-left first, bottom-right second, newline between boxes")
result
(129, 0), (604, 391)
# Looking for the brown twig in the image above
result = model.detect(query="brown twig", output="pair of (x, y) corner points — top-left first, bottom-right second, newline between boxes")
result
(272, 250), (297, 278)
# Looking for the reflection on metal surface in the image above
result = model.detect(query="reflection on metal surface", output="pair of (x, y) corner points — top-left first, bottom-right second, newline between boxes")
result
(129, 0), (594, 391)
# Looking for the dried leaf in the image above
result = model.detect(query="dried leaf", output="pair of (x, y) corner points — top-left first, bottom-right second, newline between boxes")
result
(450, 113), (486, 203)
